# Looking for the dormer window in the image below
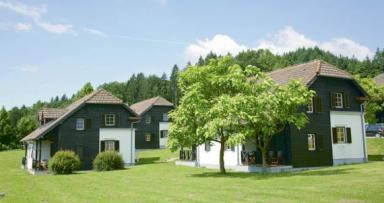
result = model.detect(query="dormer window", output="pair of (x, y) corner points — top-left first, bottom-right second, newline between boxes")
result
(105, 114), (116, 126)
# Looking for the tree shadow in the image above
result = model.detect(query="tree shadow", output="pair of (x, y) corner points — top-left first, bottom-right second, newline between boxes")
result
(137, 157), (161, 165)
(189, 167), (354, 180)
(368, 155), (383, 161)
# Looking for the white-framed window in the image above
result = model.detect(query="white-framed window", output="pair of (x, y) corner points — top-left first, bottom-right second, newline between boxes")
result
(163, 113), (169, 121)
(160, 130), (168, 138)
(105, 114), (116, 126)
(307, 98), (314, 113)
(335, 93), (343, 108)
(76, 118), (85, 131)
(145, 133), (151, 142)
(307, 134), (316, 151)
(145, 115), (151, 124)
(335, 127), (346, 143)
(105, 140), (115, 151)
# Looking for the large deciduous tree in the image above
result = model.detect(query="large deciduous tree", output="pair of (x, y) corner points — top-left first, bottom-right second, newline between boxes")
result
(169, 56), (258, 173)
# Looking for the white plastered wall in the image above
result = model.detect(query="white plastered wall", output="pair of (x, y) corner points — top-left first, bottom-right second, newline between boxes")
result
(330, 111), (366, 165)
(99, 128), (135, 164)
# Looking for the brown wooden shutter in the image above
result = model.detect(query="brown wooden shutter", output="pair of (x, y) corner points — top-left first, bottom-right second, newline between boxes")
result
(114, 140), (120, 152)
(314, 96), (322, 113)
(343, 93), (350, 108)
(100, 141), (105, 152)
(101, 114), (105, 127)
(332, 128), (337, 143)
(346, 128), (352, 143)
(330, 92), (336, 109)
(115, 114), (120, 126)
(85, 119), (92, 129)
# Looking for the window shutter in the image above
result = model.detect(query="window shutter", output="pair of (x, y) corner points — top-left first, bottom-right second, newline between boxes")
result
(330, 92), (336, 109)
(85, 119), (92, 129)
(101, 114), (105, 127)
(100, 141), (105, 152)
(114, 140), (120, 152)
(344, 93), (350, 108)
(332, 128), (337, 144)
(346, 128), (352, 143)
(115, 114), (120, 126)
(314, 96), (322, 113)
(316, 134), (323, 151)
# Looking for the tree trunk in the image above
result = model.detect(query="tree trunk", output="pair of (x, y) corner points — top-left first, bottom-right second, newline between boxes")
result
(219, 140), (226, 173)
(261, 148), (268, 167)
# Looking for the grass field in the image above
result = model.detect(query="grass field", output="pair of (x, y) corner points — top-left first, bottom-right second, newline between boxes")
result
(0, 139), (384, 203)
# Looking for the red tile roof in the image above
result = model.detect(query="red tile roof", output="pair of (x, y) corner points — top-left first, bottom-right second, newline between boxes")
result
(268, 60), (353, 86)
(130, 96), (173, 115)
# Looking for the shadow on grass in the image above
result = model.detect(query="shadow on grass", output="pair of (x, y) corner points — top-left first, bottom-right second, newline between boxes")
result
(368, 155), (384, 161)
(189, 168), (354, 180)
(137, 157), (161, 165)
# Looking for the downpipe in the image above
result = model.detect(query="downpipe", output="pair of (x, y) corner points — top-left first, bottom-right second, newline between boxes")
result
(360, 103), (368, 162)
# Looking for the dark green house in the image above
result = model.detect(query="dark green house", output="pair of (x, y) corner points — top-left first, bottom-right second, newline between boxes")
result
(130, 96), (174, 149)
(21, 89), (140, 173)
(192, 60), (369, 170)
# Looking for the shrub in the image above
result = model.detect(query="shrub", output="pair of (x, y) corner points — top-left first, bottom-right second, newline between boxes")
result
(48, 150), (80, 175)
(93, 151), (124, 171)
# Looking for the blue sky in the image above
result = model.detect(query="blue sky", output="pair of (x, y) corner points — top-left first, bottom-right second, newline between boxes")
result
(0, 0), (383, 109)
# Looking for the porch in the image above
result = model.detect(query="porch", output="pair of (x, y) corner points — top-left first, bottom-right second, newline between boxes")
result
(22, 139), (51, 174)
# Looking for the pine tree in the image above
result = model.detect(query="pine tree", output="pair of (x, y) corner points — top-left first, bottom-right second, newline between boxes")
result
(0, 107), (14, 150)
(169, 64), (180, 105)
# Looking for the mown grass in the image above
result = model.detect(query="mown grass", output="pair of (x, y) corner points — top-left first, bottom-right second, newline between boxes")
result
(0, 140), (383, 203)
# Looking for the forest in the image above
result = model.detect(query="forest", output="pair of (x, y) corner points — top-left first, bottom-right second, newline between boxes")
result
(0, 47), (383, 150)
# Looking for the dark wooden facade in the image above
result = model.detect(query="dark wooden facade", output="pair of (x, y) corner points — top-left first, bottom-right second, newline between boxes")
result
(247, 76), (366, 167)
(135, 106), (173, 149)
(45, 104), (136, 169)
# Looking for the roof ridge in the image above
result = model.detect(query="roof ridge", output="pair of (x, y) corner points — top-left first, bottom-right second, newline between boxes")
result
(268, 60), (319, 75)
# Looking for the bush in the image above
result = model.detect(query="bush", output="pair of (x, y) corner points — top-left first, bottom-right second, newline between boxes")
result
(93, 151), (124, 171)
(48, 150), (80, 175)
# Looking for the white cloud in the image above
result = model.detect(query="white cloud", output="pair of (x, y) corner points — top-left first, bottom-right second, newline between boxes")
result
(13, 64), (40, 73)
(255, 26), (374, 60)
(36, 21), (72, 34)
(83, 28), (108, 37)
(0, 1), (73, 34)
(185, 34), (247, 62)
(319, 38), (373, 60)
(256, 26), (317, 54)
(185, 26), (374, 62)
(14, 22), (32, 31)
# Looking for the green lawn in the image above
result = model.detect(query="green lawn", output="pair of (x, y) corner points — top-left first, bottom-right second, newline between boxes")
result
(1, 140), (384, 203)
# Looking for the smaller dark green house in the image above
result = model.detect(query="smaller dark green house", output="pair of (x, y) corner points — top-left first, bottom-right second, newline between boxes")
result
(21, 89), (140, 173)
(130, 96), (174, 149)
